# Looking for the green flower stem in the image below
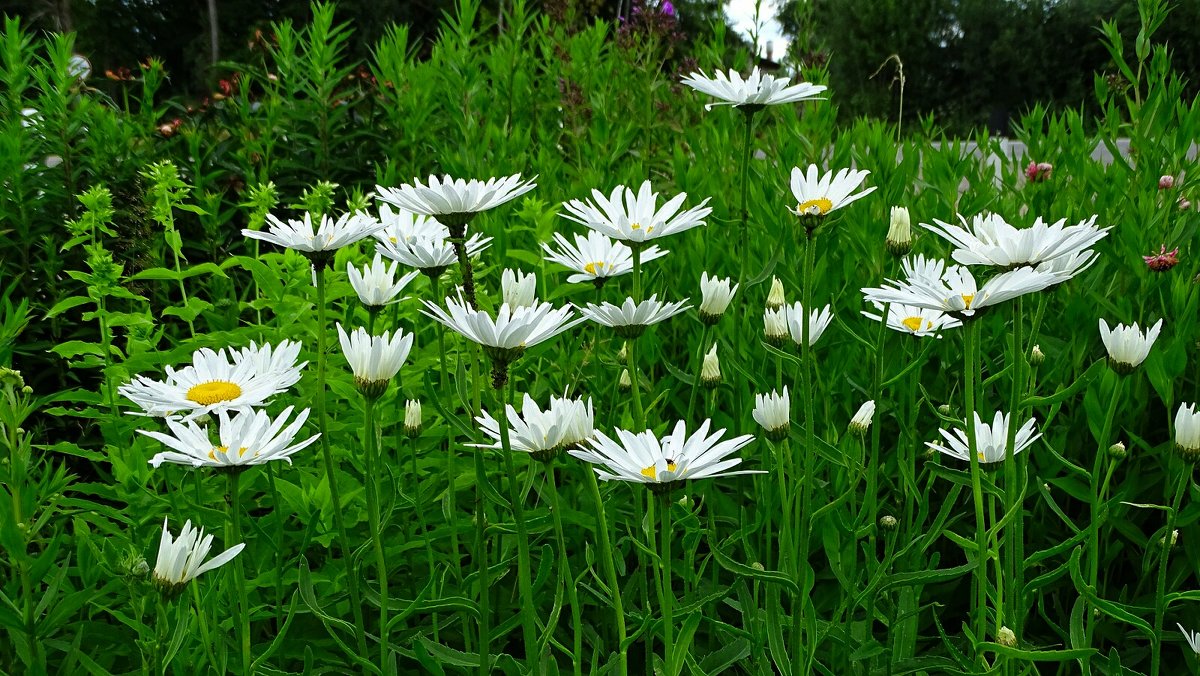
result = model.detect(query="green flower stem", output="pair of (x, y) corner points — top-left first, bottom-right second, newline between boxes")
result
(792, 229), (818, 674)
(1002, 297), (1026, 639)
(313, 266), (368, 656)
(227, 471), (252, 676)
(431, 276), (461, 583)
(497, 374), (539, 669)
(545, 466), (583, 676)
(361, 395), (390, 671)
(264, 462), (286, 630)
(1086, 378), (1122, 646)
(685, 324), (712, 423)
(963, 319), (988, 647)
(1151, 467), (1190, 676)
(660, 492), (675, 674)
(584, 469), (629, 676)
(627, 335), (646, 430)
(474, 452), (491, 676)
(737, 109), (756, 282)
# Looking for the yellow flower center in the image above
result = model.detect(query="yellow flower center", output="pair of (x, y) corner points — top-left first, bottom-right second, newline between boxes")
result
(186, 380), (243, 406)
(630, 223), (654, 234)
(207, 445), (251, 461)
(388, 236), (398, 243)
(640, 461), (677, 479)
(977, 451), (987, 462)
(901, 316), (924, 332)
(797, 198), (834, 215)
(584, 261), (607, 275)
(961, 294), (975, 308)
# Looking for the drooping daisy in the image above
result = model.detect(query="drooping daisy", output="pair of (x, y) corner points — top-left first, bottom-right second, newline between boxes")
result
(421, 293), (584, 365)
(700, 344), (721, 387)
(569, 419), (761, 493)
(1177, 623), (1200, 656)
(120, 346), (300, 421)
(501, 269), (537, 309)
(242, 212), (384, 259)
(788, 165), (876, 219)
(347, 253), (419, 308)
(763, 307), (789, 346)
(921, 213), (1110, 269)
(861, 301), (961, 338)
(229, 340), (306, 385)
(680, 66), (827, 110)
(926, 411), (1041, 467)
(579, 295), (691, 338)
(862, 265), (1059, 318)
(849, 401), (876, 437)
(699, 272), (739, 324)
(784, 301), (834, 347)
(1173, 402), (1200, 462)
(474, 393), (595, 462)
(561, 180), (713, 245)
(1099, 318), (1162, 374)
(376, 174), (537, 227)
(376, 230), (491, 277)
(752, 388), (790, 441)
(541, 231), (669, 286)
(337, 324), (414, 396)
(374, 203), (447, 244)
(153, 517), (245, 597)
(139, 406), (320, 469)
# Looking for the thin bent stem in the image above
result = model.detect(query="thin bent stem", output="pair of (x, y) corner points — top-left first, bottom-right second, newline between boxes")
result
(545, 466), (583, 676)
(227, 471), (252, 676)
(583, 469), (628, 676)
(660, 492), (675, 674)
(1002, 297), (1024, 638)
(497, 375), (540, 669)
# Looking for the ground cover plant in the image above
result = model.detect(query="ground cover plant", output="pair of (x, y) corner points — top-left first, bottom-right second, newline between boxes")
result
(2, 0), (1200, 673)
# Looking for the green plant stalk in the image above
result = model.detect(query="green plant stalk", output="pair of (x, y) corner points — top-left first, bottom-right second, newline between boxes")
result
(361, 395), (391, 671)
(963, 319), (988, 648)
(7, 422), (41, 671)
(264, 462), (286, 630)
(545, 466), (583, 676)
(792, 229), (818, 674)
(474, 455), (491, 676)
(1086, 377), (1122, 647)
(497, 374), (539, 669)
(227, 470), (252, 676)
(313, 266), (368, 656)
(737, 108), (756, 282)
(583, 468), (628, 675)
(685, 324), (712, 423)
(864, 303), (889, 632)
(1151, 467), (1190, 676)
(1002, 297), (1024, 638)
(628, 247), (647, 429)
(431, 276), (461, 582)
(660, 492), (675, 675)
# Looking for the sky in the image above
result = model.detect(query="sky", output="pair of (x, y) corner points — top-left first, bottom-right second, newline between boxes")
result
(724, 0), (791, 61)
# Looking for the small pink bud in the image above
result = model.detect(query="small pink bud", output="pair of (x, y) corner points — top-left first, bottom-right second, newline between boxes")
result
(158, 124), (175, 138)
(1159, 175), (1175, 190)
(1180, 197), (1192, 211)
(1143, 245), (1180, 272)
(1025, 161), (1052, 183)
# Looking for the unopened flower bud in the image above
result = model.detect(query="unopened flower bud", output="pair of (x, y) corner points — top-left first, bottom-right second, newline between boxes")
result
(766, 276), (785, 311)
(617, 342), (628, 362)
(701, 344), (720, 388)
(1159, 529), (1179, 549)
(764, 308), (788, 347)
(849, 400), (875, 437)
(1143, 245), (1180, 272)
(619, 369), (632, 392)
(1025, 161), (1052, 183)
(997, 626), (1017, 648)
(937, 404), (952, 416)
(751, 562), (765, 571)
(878, 515), (898, 531)
(699, 272), (738, 324)
(677, 494), (693, 509)
(1159, 175), (1175, 190)
(1108, 441), (1126, 460)
(886, 206), (912, 256)
(1030, 344), (1044, 367)
(404, 400), (422, 438)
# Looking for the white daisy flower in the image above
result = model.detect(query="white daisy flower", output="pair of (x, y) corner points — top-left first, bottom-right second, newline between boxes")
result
(347, 253), (419, 308)
(901, 254), (950, 285)
(376, 230), (491, 275)
(763, 307), (789, 346)
(153, 517), (245, 595)
(921, 213), (1110, 269)
(1174, 402), (1200, 461)
(139, 406), (320, 469)
(229, 340), (306, 385)
(699, 272), (739, 324)
(926, 411), (1041, 466)
(376, 174), (536, 227)
(784, 301), (834, 347)
(242, 211), (384, 256)
(1099, 318), (1162, 374)
(849, 400), (876, 437)
(788, 165), (876, 218)
(474, 393), (595, 461)
(752, 387), (790, 441)
(861, 301), (961, 337)
(766, 276), (786, 310)
(541, 231), (668, 285)
(421, 293), (584, 359)
(561, 180), (713, 245)
(701, 344), (721, 386)
(679, 66), (827, 110)
(862, 265), (1059, 317)
(374, 203), (447, 244)
(886, 206), (912, 255)
(337, 324), (414, 396)
(404, 399), (422, 437)
(569, 419), (762, 493)
(501, 269), (537, 309)
(120, 346), (300, 421)
(579, 295), (691, 338)
(1035, 249), (1100, 284)
(1176, 624), (1200, 656)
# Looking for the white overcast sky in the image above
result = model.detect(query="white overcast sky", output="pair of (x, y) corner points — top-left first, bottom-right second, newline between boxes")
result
(724, 0), (790, 60)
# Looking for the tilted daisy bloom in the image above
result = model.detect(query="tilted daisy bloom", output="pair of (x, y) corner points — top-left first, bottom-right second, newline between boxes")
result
(230, 340), (306, 385)
(120, 346), (299, 421)
(569, 419), (762, 494)
(561, 180), (713, 245)
(474, 393), (595, 462)
(139, 406), (320, 469)
(374, 203), (446, 244)
(763, 307), (789, 346)
(376, 174), (536, 227)
(153, 517), (245, 597)
(861, 301), (961, 338)
(862, 264), (1059, 318)
(1099, 318), (1162, 374)
(337, 324), (414, 397)
(347, 253), (419, 308)
(376, 229), (491, 277)
(921, 213), (1110, 269)
(501, 268), (537, 309)
(1177, 624), (1200, 656)
(752, 387), (790, 441)
(242, 211), (384, 260)
(1034, 249), (1101, 284)
(579, 295), (691, 338)
(1173, 402), (1200, 462)
(541, 231), (668, 286)
(901, 254), (950, 285)
(701, 344), (721, 387)
(699, 272), (739, 324)
(849, 400), (876, 437)
(679, 66), (827, 110)
(926, 411), (1041, 467)
(788, 165), (876, 219)
(784, 301), (834, 347)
